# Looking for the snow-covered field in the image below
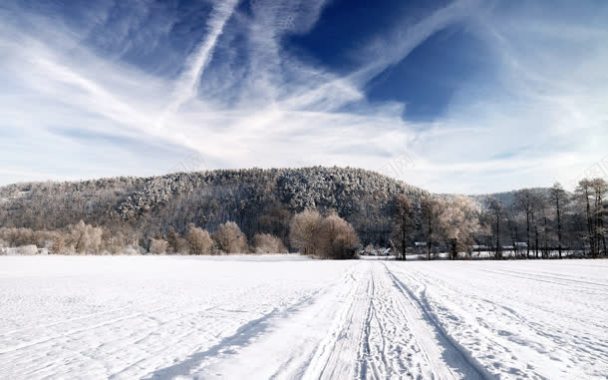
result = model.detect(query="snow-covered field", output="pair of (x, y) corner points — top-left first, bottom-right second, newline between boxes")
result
(1, 256), (606, 379)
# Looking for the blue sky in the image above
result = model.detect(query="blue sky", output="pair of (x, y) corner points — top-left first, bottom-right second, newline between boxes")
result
(1, 0), (607, 193)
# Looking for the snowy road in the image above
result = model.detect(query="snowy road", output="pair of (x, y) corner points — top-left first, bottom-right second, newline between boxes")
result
(1, 256), (606, 379)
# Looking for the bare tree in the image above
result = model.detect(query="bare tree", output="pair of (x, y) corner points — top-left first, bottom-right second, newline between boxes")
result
(487, 198), (504, 259)
(505, 204), (521, 258)
(577, 179), (597, 257)
(420, 195), (442, 260)
(532, 194), (550, 258)
(550, 183), (567, 258)
(515, 189), (534, 258)
(392, 194), (413, 260)
(591, 179), (607, 256)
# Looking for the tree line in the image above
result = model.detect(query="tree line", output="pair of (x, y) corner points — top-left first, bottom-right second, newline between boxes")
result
(0, 211), (359, 259)
(390, 179), (607, 260)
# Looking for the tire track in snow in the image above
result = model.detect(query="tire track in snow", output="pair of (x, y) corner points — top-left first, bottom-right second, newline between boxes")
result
(384, 263), (494, 380)
(405, 264), (608, 378)
(0, 305), (141, 338)
(303, 264), (372, 380)
(200, 261), (475, 379)
(143, 288), (330, 380)
(482, 268), (608, 292)
(357, 275), (377, 379)
(0, 304), (172, 355)
(3, 258), (606, 379)
(180, 263), (374, 379)
(142, 264), (365, 380)
(356, 263), (427, 379)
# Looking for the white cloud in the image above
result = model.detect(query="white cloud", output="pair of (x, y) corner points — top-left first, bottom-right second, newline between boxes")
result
(159, 0), (240, 128)
(0, 0), (606, 194)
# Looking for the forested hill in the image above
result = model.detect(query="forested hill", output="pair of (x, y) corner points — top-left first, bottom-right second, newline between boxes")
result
(0, 167), (426, 246)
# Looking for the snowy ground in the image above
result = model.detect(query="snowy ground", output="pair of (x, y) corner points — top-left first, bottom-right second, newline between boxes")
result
(0, 256), (606, 379)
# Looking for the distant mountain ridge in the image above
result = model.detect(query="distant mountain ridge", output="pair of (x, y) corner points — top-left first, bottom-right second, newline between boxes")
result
(470, 188), (555, 209)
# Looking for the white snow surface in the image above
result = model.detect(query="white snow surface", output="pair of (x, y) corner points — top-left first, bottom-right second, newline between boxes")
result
(0, 256), (606, 379)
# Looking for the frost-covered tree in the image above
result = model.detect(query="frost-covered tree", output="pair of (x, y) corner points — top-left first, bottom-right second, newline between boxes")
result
(290, 210), (359, 259)
(166, 227), (190, 254)
(289, 210), (323, 256)
(185, 224), (214, 255)
(213, 222), (248, 254)
(149, 238), (169, 255)
(439, 196), (480, 259)
(317, 212), (359, 260)
(252, 233), (288, 254)
(69, 221), (103, 254)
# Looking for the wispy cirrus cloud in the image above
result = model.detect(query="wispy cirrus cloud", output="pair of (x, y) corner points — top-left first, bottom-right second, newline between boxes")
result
(0, 0), (606, 193)
(159, 0), (240, 128)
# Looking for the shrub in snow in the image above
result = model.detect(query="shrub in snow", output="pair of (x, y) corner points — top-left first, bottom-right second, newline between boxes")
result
(213, 222), (248, 254)
(252, 233), (288, 254)
(186, 224), (214, 255)
(122, 246), (142, 255)
(22, 245), (39, 255)
(317, 212), (359, 260)
(167, 227), (190, 254)
(50, 235), (67, 254)
(101, 230), (138, 255)
(290, 210), (359, 259)
(68, 221), (103, 254)
(149, 238), (169, 254)
(0, 227), (35, 247)
(6, 245), (39, 255)
(289, 210), (323, 256)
